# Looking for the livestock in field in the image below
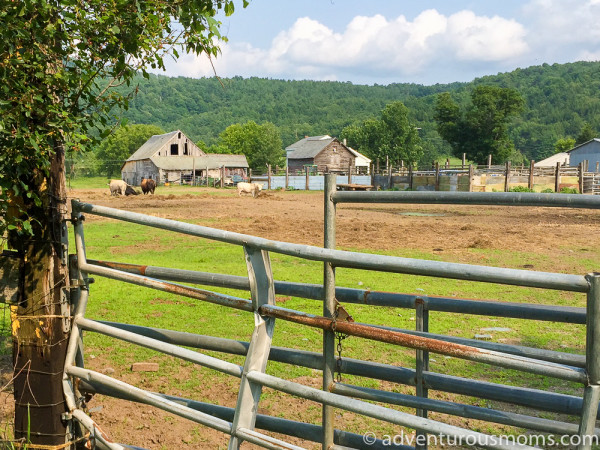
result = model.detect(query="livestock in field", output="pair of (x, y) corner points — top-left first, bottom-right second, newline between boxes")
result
(109, 179), (127, 196)
(141, 178), (156, 195)
(237, 182), (263, 198)
(109, 179), (139, 196)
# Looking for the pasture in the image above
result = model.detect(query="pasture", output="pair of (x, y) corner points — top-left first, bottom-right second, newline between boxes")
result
(3, 184), (600, 448)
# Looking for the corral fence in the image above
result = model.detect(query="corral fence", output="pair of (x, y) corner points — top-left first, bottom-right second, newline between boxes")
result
(247, 161), (600, 194)
(50, 174), (600, 449)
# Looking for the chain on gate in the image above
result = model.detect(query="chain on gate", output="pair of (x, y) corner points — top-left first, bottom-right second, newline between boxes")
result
(332, 300), (354, 382)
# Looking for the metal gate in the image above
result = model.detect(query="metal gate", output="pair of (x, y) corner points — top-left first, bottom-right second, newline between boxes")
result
(62, 174), (600, 449)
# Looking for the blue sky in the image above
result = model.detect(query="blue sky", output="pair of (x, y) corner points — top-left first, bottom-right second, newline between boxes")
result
(158, 0), (600, 85)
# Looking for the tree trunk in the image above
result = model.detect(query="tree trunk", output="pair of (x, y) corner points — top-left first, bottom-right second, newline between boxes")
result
(12, 142), (69, 445)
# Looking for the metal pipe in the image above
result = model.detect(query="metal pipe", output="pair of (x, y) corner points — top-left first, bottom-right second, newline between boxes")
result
(87, 259), (587, 324)
(332, 383), (597, 437)
(97, 320), (592, 416)
(77, 318), (243, 378)
(235, 428), (305, 450)
(79, 261), (253, 312)
(71, 201), (588, 292)
(259, 304), (587, 383)
(586, 273), (600, 384)
(78, 380), (395, 449)
(71, 409), (124, 450)
(68, 366), (233, 434)
(246, 371), (536, 450)
(323, 172), (337, 448)
(331, 190), (600, 209)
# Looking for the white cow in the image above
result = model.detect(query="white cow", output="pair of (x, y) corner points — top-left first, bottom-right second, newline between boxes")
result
(109, 179), (128, 196)
(236, 182), (263, 198)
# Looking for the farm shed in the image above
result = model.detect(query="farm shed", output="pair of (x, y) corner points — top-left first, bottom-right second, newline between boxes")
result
(347, 145), (372, 174)
(567, 138), (600, 169)
(121, 130), (248, 185)
(534, 152), (570, 167)
(285, 135), (355, 173)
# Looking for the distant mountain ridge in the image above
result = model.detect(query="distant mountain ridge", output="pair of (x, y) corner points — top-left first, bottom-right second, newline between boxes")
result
(121, 61), (600, 161)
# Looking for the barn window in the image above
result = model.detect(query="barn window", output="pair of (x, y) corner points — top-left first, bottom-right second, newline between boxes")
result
(170, 144), (178, 155)
(184, 142), (189, 155)
(178, 132), (182, 139)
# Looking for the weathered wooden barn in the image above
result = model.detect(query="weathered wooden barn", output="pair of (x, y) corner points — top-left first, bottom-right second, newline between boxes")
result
(285, 135), (355, 173)
(121, 130), (248, 185)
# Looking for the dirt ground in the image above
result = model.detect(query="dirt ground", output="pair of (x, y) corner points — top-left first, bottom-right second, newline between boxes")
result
(3, 186), (600, 449)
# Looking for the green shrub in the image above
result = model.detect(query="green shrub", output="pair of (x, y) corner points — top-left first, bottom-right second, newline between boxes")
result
(541, 188), (554, 193)
(509, 186), (534, 192)
(560, 187), (579, 194)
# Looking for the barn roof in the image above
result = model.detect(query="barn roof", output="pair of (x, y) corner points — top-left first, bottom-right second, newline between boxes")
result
(285, 135), (335, 159)
(534, 152), (570, 167)
(567, 138), (600, 153)
(127, 130), (180, 161)
(151, 154), (249, 170)
(347, 147), (372, 163)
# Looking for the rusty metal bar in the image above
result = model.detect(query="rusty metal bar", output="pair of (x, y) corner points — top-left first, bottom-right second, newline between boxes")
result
(259, 305), (587, 383)
(331, 190), (600, 209)
(71, 201), (589, 292)
(79, 261), (253, 312)
(94, 320), (593, 416)
(87, 259), (587, 324)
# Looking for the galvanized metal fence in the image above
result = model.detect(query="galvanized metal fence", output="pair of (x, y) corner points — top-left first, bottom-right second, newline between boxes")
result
(62, 174), (600, 449)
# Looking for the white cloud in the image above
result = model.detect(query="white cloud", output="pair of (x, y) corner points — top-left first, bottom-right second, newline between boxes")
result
(158, 3), (600, 85)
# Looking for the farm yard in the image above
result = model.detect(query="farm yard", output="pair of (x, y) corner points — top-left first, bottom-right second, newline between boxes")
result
(2, 184), (600, 449)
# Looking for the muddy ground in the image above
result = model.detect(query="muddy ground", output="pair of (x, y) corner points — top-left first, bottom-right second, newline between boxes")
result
(2, 187), (600, 449)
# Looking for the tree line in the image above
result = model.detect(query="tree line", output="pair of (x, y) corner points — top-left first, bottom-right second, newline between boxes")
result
(78, 61), (600, 175)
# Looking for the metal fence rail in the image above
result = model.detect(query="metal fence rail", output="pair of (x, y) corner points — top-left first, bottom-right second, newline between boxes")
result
(61, 178), (600, 450)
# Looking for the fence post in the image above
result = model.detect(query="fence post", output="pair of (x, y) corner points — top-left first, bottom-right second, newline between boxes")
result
(267, 164), (272, 190)
(409, 164), (413, 191)
(468, 164), (474, 192)
(348, 161), (352, 185)
(323, 173), (337, 448)
(415, 297), (429, 450)
(435, 162), (440, 191)
(578, 274), (600, 449)
(555, 162), (560, 192)
(220, 166), (224, 188)
(389, 165), (394, 190)
(579, 162), (584, 194)
(504, 161), (511, 192)
(305, 166), (310, 190)
(529, 160), (535, 190)
(376, 158), (380, 174)
(192, 158), (196, 186)
(228, 246), (276, 449)
(285, 166), (289, 190)
(462, 153), (466, 169)
(487, 154), (492, 168)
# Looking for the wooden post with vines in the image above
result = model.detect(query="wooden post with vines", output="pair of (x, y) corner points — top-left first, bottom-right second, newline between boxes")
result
(12, 144), (70, 446)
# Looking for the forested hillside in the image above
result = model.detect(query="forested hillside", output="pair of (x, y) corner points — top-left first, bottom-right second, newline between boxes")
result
(120, 61), (600, 162)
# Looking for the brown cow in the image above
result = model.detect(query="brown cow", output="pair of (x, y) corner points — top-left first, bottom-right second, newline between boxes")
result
(141, 178), (156, 195)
